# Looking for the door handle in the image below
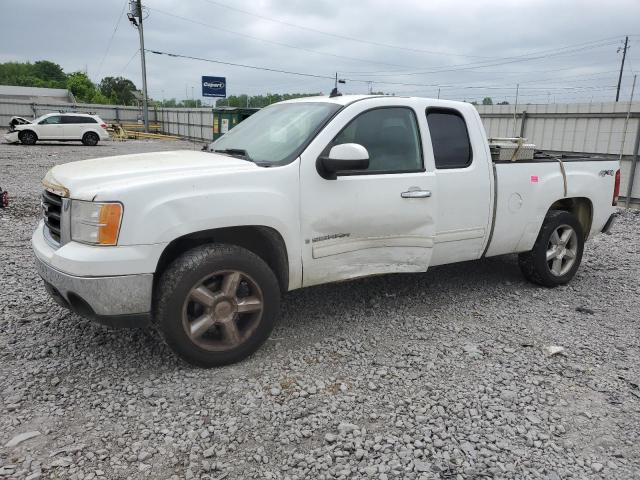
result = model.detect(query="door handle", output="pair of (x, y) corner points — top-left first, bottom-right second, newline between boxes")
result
(401, 189), (432, 198)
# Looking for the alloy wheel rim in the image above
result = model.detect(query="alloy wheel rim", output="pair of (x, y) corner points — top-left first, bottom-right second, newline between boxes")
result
(546, 224), (578, 276)
(181, 270), (264, 351)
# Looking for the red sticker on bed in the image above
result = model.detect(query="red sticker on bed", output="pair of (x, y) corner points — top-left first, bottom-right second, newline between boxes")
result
(530, 175), (539, 183)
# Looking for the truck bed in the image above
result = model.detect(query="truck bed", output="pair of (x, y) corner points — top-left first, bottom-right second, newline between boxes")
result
(485, 153), (618, 258)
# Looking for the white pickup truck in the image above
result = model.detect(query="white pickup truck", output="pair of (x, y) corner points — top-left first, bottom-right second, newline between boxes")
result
(33, 95), (620, 367)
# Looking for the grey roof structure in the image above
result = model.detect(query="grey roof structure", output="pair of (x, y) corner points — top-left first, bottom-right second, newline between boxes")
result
(0, 85), (75, 104)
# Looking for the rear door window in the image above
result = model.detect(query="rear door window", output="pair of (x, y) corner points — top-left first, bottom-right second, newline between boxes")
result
(426, 108), (473, 169)
(62, 116), (97, 124)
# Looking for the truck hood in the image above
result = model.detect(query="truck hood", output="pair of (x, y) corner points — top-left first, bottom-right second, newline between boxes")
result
(43, 150), (259, 200)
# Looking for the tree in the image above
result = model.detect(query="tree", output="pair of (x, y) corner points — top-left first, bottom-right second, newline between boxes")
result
(162, 98), (179, 107)
(0, 60), (67, 89)
(181, 99), (202, 108)
(90, 90), (111, 104)
(497, 100), (510, 105)
(66, 72), (97, 103)
(32, 60), (66, 83)
(216, 92), (322, 108)
(482, 97), (493, 105)
(99, 76), (138, 105)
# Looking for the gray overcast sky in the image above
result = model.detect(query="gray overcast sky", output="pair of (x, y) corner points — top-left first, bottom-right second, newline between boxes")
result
(1, 0), (639, 104)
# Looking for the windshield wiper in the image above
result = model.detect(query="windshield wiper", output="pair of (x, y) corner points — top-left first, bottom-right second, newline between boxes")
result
(213, 148), (253, 162)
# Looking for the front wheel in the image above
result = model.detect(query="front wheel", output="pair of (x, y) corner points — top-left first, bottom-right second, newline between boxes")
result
(155, 244), (280, 367)
(518, 210), (584, 287)
(19, 130), (37, 145)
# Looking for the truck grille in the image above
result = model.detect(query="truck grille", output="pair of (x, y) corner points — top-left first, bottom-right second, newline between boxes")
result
(42, 190), (62, 244)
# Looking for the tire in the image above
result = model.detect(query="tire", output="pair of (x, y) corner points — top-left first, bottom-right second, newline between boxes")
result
(155, 243), (281, 367)
(82, 132), (99, 146)
(19, 130), (37, 145)
(518, 210), (584, 287)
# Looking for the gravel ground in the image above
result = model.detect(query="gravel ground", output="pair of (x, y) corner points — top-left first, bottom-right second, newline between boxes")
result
(1, 138), (639, 480)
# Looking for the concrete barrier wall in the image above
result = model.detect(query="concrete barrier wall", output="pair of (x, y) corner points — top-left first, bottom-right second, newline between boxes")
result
(2, 99), (639, 201)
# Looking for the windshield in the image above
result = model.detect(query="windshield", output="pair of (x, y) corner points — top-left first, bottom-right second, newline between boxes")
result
(208, 102), (342, 165)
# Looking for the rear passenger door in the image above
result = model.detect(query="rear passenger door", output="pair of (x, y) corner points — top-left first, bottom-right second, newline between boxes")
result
(62, 116), (90, 139)
(37, 115), (64, 140)
(426, 106), (492, 265)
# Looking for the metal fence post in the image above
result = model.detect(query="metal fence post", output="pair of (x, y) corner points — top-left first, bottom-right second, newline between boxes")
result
(519, 110), (527, 138)
(625, 120), (640, 208)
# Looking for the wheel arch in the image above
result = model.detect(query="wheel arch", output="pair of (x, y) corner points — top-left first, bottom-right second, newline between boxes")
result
(154, 225), (289, 294)
(82, 130), (100, 139)
(547, 197), (593, 238)
(18, 129), (38, 140)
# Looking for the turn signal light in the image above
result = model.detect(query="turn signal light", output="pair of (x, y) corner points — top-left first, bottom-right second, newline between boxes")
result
(98, 203), (123, 245)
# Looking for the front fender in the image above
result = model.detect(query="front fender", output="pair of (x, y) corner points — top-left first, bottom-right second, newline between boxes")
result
(109, 161), (302, 285)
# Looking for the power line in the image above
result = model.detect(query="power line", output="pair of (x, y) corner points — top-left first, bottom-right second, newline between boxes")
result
(120, 49), (140, 75)
(345, 39), (622, 77)
(146, 48), (618, 94)
(340, 37), (625, 75)
(96, 0), (129, 78)
(343, 60), (618, 78)
(199, 0), (496, 59)
(457, 70), (620, 90)
(147, 6), (415, 70)
(146, 49), (337, 81)
(153, 2), (632, 79)
(406, 69), (619, 91)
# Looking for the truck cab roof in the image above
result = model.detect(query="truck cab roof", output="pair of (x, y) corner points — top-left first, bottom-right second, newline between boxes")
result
(279, 94), (472, 110)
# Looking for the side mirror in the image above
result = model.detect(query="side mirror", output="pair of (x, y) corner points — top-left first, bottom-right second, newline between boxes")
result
(317, 143), (369, 180)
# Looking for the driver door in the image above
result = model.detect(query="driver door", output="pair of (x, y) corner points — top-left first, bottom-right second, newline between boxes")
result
(37, 115), (64, 140)
(299, 99), (438, 287)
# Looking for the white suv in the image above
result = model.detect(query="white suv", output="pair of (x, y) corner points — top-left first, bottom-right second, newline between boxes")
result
(9, 113), (110, 146)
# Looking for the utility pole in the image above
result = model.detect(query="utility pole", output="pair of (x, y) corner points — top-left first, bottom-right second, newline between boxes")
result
(437, 88), (440, 99)
(512, 83), (519, 137)
(330, 72), (345, 97)
(616, 36), (629, 102)
(128, 0), (149, 132)
(621, 74), (637, 207)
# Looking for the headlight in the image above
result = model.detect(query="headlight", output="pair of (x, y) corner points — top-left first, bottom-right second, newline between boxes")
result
(71, 200), (123, 245)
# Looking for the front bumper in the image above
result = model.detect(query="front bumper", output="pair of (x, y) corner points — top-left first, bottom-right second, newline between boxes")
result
(34, 253), (153, 327)
(32, 221), (159, 328)
(4, 131), (20, 143)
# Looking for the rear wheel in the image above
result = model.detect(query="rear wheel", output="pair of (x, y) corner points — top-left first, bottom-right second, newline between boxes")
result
(518, 210), (584, 287)
(155, 243), (280, 367)
(82, 132), (99, 146)
(19, 130), (37, 145)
